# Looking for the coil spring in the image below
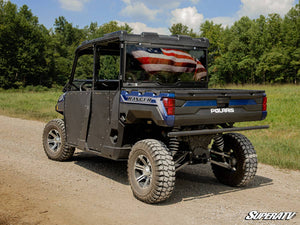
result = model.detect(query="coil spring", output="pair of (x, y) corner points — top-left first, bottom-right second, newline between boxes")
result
(214, 135), (224, 151)
(169, 129), (180, 155)
(169, 137), (180, 152)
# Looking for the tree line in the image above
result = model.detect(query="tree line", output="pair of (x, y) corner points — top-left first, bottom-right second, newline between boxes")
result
(170, 3), (300, 85)
(0, 0), (299, 89)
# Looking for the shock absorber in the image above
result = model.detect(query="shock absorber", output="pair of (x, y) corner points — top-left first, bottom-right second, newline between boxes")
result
(214, 135), (224, 151)
(169, 129), (180, 156)
(169, 137), (179, 152)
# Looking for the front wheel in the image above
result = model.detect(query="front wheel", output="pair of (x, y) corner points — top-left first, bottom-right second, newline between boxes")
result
(211, 133), (257, 187)
(42, 119), (75, 161)
(128, 139), (175, 204)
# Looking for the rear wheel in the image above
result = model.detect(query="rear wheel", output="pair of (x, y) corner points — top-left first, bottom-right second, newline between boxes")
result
(211, 133), (257, 187)
(42, 119), (75, 161)
(128, 139), (175, 204)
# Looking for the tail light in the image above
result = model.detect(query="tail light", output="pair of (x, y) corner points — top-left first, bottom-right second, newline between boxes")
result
(262, 96), (267, 111)
(163, 98), (175, 115)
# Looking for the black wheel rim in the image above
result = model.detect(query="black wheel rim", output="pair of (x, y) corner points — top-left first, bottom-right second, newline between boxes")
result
(225, 148), (237, 171)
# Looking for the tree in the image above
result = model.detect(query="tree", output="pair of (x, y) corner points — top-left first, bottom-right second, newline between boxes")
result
(54, 16), (85, 46)
(215, 17), (255, 84)
(265, 14), (283, 49)
(256, 48), (289, 83)
(200, 21), (224, 57)
(282, 3), (300, 83)
(169, 23), (197, 37)
(87, 21), (132, 40)
(1, 1), (299, 88)
(0, 1), (50, 88)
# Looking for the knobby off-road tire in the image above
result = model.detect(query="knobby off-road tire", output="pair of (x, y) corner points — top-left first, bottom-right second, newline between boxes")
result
(42, 119), (75, 161)
(128, 139), (176, 204)
(211, 133), (257, 187)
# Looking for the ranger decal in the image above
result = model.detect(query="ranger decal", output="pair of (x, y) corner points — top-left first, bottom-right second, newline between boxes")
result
(127, 96), (153, 103)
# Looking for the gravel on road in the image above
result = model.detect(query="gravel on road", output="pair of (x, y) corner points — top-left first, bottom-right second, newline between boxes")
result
(0, 115), (299, 224)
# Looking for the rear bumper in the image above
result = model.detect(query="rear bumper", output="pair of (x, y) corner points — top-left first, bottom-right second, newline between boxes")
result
(167, 125), (269, 137)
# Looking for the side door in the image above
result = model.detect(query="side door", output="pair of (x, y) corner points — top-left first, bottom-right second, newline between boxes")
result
(64, 52), (93, 150)
(87, 50), (120, 152)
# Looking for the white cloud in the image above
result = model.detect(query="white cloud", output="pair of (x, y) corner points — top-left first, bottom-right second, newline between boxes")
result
(123, 0), (183, 9)
(58, 0), (90, 11)
(119, 0), (296, 34)
(238, 0), (296, 18)
(117, 21), (170, 35)
(170, 7), (204, 32)
(148, 0), (182, 9)
(205, 0), (295, 28)
(210, 17), (236, 28)
(120, 1), (160, 21)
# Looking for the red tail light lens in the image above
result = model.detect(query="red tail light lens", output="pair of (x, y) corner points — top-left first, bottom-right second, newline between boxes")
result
(262, 96), (267, 111)
(163, 98), (175, 115)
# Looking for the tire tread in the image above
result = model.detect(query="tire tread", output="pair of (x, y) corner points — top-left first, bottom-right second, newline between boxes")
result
(128, 139), (175, 204)
(42, 119), (75, 161)
(211, 133), (257, 187)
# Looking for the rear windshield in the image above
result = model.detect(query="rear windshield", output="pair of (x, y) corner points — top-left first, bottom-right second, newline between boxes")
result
(125, 44), (207, 84)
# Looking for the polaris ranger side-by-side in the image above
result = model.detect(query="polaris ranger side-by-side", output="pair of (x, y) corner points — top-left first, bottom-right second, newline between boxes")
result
(42, 31), (268, 203)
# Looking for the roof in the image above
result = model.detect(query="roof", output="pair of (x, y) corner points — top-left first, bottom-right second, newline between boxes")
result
(75, 30), (209, 53)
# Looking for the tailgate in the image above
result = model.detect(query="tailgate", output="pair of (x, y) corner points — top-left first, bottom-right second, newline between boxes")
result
(174, 89), (267, 126)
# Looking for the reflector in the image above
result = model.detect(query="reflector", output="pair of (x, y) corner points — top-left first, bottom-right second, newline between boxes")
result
(262, 96), (267, 112)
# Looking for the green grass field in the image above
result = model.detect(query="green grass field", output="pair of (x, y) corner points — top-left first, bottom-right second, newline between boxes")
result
(228, 85), (300, 170)
(0, 85), (299, 170)
(0, 89), (63, 122)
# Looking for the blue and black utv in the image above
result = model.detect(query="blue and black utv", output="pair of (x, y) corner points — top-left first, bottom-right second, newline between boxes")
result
(42, 31), (268, 203)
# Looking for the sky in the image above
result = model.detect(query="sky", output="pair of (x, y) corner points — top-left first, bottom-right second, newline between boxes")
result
(11, 0), (298, 34)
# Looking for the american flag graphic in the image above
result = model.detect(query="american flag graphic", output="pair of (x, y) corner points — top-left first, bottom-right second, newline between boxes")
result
(131, 48), (207, 80)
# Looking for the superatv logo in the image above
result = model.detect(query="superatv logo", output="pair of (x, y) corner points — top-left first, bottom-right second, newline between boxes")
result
(127, 96), (153, 103)
(210, 108), (234, 113)
(245, 211), (296, 220)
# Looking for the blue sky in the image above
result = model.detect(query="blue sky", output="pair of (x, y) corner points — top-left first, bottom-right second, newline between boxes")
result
(11, 0), (297, 34)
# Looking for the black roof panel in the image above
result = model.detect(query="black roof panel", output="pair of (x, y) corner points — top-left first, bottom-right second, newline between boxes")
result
(76, 30), (209, 53)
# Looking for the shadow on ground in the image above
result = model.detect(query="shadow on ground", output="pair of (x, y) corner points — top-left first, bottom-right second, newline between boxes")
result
(72, 151), (273, 205)
(73, 151), (128, 185)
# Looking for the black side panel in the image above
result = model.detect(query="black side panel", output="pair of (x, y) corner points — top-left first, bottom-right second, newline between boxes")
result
(87, 91), (110, 151)
(64, 91), (91, 148)
(87, 90), (130, 160)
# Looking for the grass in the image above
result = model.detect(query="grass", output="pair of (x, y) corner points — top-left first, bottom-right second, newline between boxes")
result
(229, 85), (300, 170)
(0, 85), (299, 170)
(0, 90), (63, 122)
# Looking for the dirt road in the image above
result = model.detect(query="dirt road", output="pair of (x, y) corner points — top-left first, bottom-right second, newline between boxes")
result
(0, 115), (299, 225)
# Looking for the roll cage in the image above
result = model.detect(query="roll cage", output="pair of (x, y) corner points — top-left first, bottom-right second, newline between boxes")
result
(64, 30), (210, 92)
